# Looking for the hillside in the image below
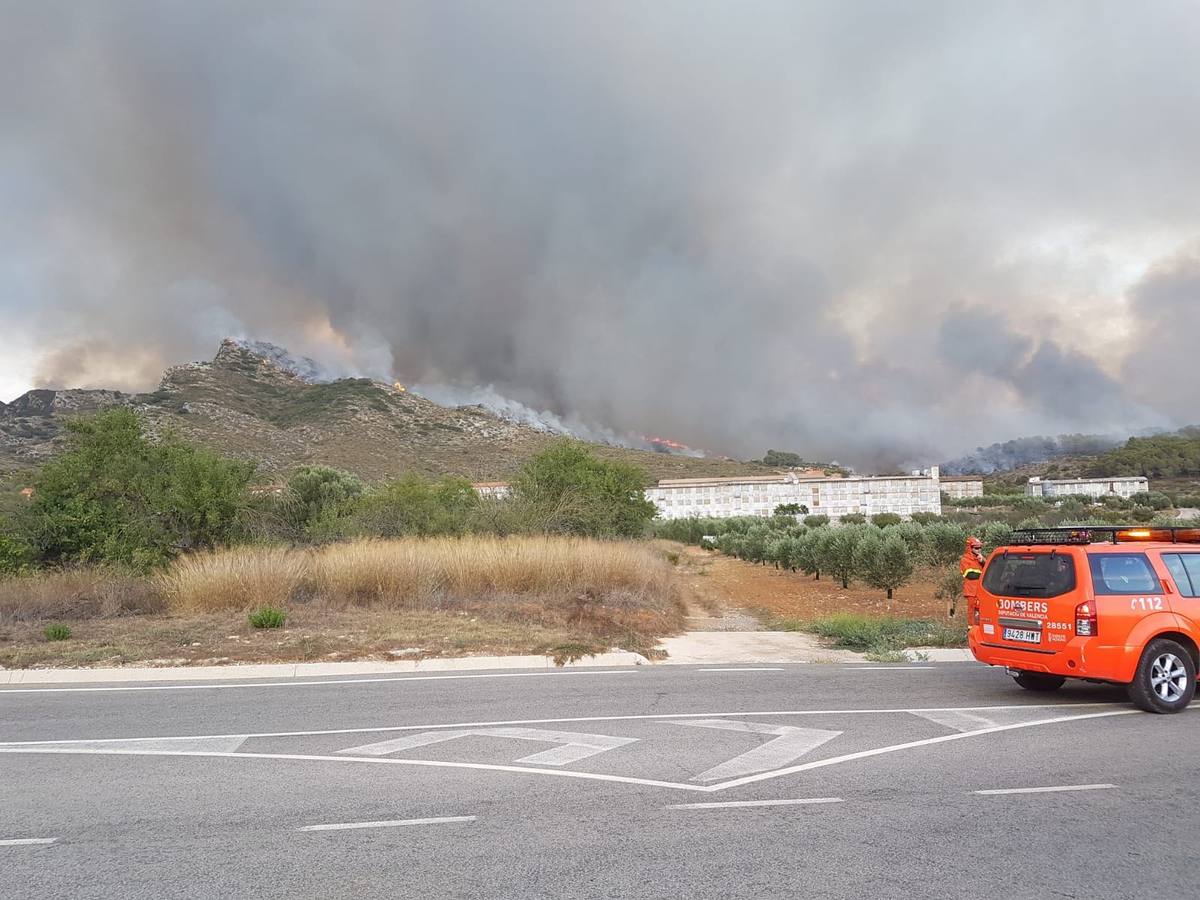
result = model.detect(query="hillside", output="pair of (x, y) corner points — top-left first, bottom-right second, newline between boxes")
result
(0, 340), (769, 483)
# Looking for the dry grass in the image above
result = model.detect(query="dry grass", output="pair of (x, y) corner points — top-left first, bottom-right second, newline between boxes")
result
(0, 537), (685, 667)
(158, 536), (678, 614)
(0, 570), (164, 625)
(161, 545), (308, 613)
(310, 536), (677, 610)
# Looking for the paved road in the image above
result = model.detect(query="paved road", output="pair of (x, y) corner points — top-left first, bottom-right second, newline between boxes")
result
(1, 662), (1195, 899)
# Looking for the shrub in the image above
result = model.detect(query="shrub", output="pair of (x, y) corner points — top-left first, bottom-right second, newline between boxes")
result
(0, 516), (33, 576)
(802, 614), (968, 656)
(803, 514), (830, 528)
(839, 513), (867, 525)
(870, 513), (902, 527)
(248, 607), (287, 629)
(513, 441), (656, 538)
(279, 465), (365, 541)
(910, 512), (941, 525)
(43, 623), (72, 641)
(352, 474), (479, 537)
(773, 503), (808, 517)
(26, 409), (255, 570)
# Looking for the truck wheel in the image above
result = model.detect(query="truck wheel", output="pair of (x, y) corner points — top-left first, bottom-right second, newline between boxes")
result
(1012, 671), (1066, 692)
(1127, 639), (1196, 714)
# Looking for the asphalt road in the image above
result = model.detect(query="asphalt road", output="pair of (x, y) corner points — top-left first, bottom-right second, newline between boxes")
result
(1, 662), (1195, 899)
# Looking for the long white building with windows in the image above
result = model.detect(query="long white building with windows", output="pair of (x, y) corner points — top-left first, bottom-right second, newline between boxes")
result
(1025, 475), (1148, 499)
(645, 468), (942, 520)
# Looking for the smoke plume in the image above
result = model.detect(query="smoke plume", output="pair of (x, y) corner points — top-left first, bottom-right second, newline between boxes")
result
(3, 1), (1198, 467)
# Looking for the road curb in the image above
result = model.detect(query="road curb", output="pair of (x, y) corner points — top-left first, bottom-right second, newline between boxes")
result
(0, 651), (651, 685)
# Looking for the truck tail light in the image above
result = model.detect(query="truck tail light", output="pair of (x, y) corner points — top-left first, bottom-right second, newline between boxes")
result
(969, 596), (980, 626)
(1075, 601), (1097, 637)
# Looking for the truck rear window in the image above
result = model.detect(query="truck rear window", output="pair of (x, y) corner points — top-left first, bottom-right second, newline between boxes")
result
(1088, 553), (1161, 595)
(983, 553), (1076, 599)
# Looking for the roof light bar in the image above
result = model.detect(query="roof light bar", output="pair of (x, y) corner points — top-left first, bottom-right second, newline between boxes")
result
(1009, 526), (1200, 546)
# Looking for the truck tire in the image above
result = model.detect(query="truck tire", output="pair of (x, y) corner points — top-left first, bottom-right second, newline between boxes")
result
(1127, 638), (1196, 714)
(1012, 671), (1066, 692)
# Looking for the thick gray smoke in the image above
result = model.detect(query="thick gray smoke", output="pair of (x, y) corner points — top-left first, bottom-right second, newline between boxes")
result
(3, 1), (1198, 467)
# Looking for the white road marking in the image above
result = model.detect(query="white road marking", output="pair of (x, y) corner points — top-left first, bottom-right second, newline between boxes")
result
(666, 798), (843, 810)
(0, 747), (711, 792)
(0, 707), (1138, 794)
(697, 668), (784, 673)
(0, 702), (1125, 749)
(299, 816), (475, 832)
(709, 709), (1140, 792)
(9, 736), (248, 755)
(847, 667), (936, 671)
(0, 670), (637, 695)
(669, 720), (841, 782)
(338, 727), (636, 766)
(0, 838), (57, 846)
(974, 784), (1116, 796)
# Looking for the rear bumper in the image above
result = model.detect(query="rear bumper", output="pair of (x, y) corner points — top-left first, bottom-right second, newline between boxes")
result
(968, 629), (1129, 681)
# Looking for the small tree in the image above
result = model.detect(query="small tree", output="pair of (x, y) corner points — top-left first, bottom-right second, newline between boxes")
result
(840, 513), (867, 525)
(774, 503), (809, 518)
(353, 474), (479, 537)
(923, 522), (967, 567)
(819, 526), (861, 589)
(803, 514), (830, 528)
(795, 530), (823, 580)
(870, 513), (903, 527)
(866, 534), (915, 601)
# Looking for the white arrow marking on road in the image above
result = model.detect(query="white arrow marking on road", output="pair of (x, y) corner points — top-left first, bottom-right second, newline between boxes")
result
(911, 707), (1085, 733)
(7, 736), (247, 754)
(337, 727), (637, 766)
(670, 719), (842, 782)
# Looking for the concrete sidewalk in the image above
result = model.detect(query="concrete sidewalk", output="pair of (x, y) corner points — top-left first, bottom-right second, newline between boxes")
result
(0, 650), (650, 685)
(0, 637), (973, 685)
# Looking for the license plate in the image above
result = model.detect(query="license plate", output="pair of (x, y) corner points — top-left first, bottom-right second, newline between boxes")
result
(1003, 627), (1042, 645)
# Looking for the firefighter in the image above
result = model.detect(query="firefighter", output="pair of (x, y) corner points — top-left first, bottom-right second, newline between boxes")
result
(952, 536), (985, 617)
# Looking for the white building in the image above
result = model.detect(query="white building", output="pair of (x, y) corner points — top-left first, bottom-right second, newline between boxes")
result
(941, 477), (985, 501)
(1025, 475), (1148, 500)
(646, 468), (942, 521)
(472, 482), (512, 499)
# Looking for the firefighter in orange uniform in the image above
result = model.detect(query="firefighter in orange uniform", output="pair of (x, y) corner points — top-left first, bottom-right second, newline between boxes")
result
(953, 536), (985, 617)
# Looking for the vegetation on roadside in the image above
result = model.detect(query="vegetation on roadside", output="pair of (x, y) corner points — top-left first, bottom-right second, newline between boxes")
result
(772, 613), (967, 661)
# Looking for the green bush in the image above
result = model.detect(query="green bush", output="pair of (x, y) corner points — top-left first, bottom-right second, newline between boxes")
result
(513, 441), (655, 538)
(870, 513), (902, 527)
(248, 607), (287, 629)
(277, 465), (364, 541)
(43, 623), (72, 641)
(0, 516), (33, 576)
(27, 409), (255, 570)
(839, 513), (867, 525)
(352, 473), (479, 537)
(803, 514), (830, 528)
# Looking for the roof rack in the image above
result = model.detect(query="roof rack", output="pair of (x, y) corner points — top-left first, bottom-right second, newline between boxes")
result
(1008, 526), (1200, 546)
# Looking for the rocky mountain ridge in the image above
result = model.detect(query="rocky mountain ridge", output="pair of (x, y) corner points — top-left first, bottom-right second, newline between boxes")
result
(0, 340), (766, 483)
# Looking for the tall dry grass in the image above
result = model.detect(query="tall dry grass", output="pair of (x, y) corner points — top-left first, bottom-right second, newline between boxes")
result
(161, 545), (309, 613)
(158, 536), (680, 617)
(0, 570), (164, 624)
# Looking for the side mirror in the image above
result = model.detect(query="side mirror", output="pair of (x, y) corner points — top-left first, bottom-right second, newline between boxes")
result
(965, 570), (982, 581)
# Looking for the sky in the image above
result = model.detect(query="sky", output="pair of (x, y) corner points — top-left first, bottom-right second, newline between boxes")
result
(2, 1), (1198, 467)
